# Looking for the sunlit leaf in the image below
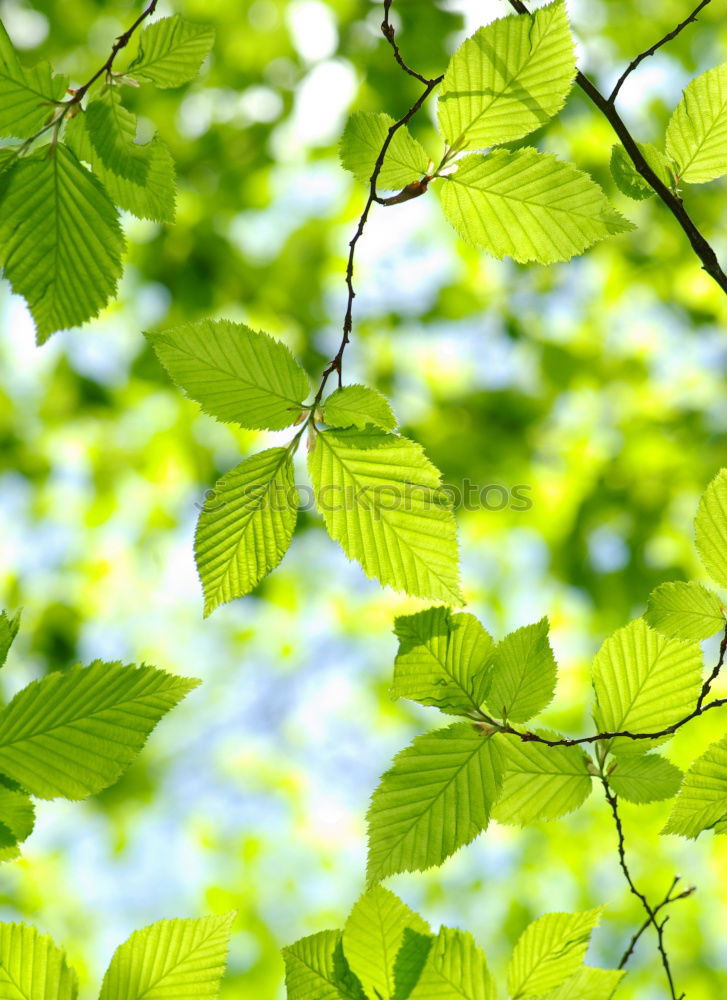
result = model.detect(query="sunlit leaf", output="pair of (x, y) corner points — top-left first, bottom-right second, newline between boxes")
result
(0, 21), (67, 139)
(486, 618), (556, 723)
(645, 580), (725, 642)
(507, 909), (602, 998)
(492, 734), (592, 825)
(610, 142), (674, 200)
(539, 967), (625, 1000)
(129, 15), (215, 89)
(695, 468), (727, 587)
(323, 385), (397, 432)
(408, 927), (496, 1000)
(0, 923), (77, 999)
(340, 112), (429, 191)
(662, 735), (727, 838)
(284, 930), (365, 1000)
(666, 63), (727, 183)
(0, 609), (21, 670)
(607, 752), (682, 804)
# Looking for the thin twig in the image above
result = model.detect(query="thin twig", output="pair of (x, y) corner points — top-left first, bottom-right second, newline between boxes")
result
(609, 0), (713, 102)
(618, 876), (695, 969)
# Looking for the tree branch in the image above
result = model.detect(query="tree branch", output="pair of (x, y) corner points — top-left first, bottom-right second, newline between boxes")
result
(618, 876), (695, 970)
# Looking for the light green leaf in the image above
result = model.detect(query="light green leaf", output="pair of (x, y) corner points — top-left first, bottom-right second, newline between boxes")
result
(507, 909), (602, 999)
(645, 580), (725, 642)
(284, 930), (365, 1000)
(129, 15), (215, 88)
(539, 967), (624, 1000)
(0, 143), (124, 342)
(0, 610), (20, 670)
(340, 112), (429, 191)
(366, 722), (503, 882)
(408, 927), (496, 1000)
(99, 914), (233, 1000)
(666, 63), (727, 183)
(486, 618), (556, 723)
(492, 734), (592, 825)
(393, 930), (433, 1000)
(342, 887), (430, 1000)
(323, 385), (397, 432)
(610, 142), (674, 200)
(0, 923), (77, 999)
(308, 429), (462, 604)
(0, 21), (67, 139)
(695, 468), (727, 587)
(146, 320), (309, 429)
(662, 735), (727, 838)
(0, 661), (198, 799)
(84, 88), (149, 182)
(591, 619), (702, 750)
(392, 606), (495, 716)
(0, 780), (35, 853)
(440, 150), (633, 264)
(607, 753), (682, 804)
(437, 1), (575, 151)
(195, 448), (297, 615)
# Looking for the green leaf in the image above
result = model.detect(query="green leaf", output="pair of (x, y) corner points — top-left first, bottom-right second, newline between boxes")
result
(408, 927), (496, 1000)
(393, 930), (433, 1000)
(284, 930), (365, 1000)
(507, 909), (602, 999)
(610, 142), (674, 200)
(366, 722), (503, 882)
(195, 448), (298, 615)
(66, 110), (176, 223)
(486, 618), (556, 723)
(607, 752), (682, 804)
(437, 1), (575, 151)
(99, 913), (233, 1000)
(539, 967), (625, 1000)
(492, 734), (592, 825)
(84, 88), (150, 182)
(391, 606), (495, 716)
(308, 429), (462, 604)
(0, 661), (198, 799)
(146, 320), (309, 430)
(440, 150), (633, 265)
(0, 923), (77, 999)
(0, 609), (20, 670)
(645, 580), (725, 642)
(342, 887), (430, 1000)
(0, 143), (124, 342)
(340, 112), (429, 191)
(129, 15), (215, 89)
(662, 734), (727, 838)
(0, 781), (35, 852)
(323, 385), (397, 432)
(591, 619), (702, 750)
(0, 22), (67, 139)
(666, 63), (727, 183)
(695, 468), (727, 587)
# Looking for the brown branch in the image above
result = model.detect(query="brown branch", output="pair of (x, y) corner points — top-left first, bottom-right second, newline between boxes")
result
(609, 0), (713, 102)
(618, 876), (695, 970)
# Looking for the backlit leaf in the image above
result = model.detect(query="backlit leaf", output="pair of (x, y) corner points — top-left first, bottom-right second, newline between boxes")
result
(340, 112), (429, 191)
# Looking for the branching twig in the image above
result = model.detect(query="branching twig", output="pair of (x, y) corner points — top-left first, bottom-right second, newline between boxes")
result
(609, 0), (713, 102)
(618, 876), (695, 970)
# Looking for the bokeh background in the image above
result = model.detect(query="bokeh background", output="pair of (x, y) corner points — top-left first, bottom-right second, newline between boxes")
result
(0, 0), (726, 995)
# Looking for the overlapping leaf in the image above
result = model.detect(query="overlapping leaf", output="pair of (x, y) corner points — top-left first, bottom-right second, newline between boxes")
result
(0, 22), (67, 139)
(284, 930), (365, 1000)
(610, 142), (674, 201)
(486, 618), (556, 723)
(607, 752), (682, 804)
(408, 927), (496, 1000)
(695, 468), (727, 587)
(340, 112), (429, 191)
(129, 15), (215, 89)
(493, 734), (592, 825)
(84, 88), (150, 182)
(0, 780), (35, 853)
(0, 923), (77, 1000)
(539, 967), (624, 1000)
(507, 909), (602, 998)
(645, 580), (724, 642)
(662, 735), (727, 838)
(0, 610), (20, 670)
(666, 63), (727, 183)
(323, 385), (397, 432)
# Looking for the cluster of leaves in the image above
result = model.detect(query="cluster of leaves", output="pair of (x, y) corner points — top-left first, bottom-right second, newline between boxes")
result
(284, 886), (623, 1000)
(341, 1), (634, 265)
(0, 912), (233, 998)
(146, 320), (463, 615)
(0, 13), (213, 342)
(0, 609), (197, 859)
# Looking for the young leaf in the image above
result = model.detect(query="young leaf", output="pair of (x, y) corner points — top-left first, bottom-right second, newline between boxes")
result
(340, 112), (429, 191)
(392, 929), (433, 1000)
(507, 909), (602, 998)
(0, 661), (198, 799)
(129, 15), (215, 89)
(146, 320), (309, 430)
(666, 63), (727, 183)
(323, 385), (397, 432)
(539, 967), (624, 1000)
(440, 150), (633, 265)
(645, 580), (725, 642)
(695, 468), (727, 588)
(486, 618), (556, 723)
(0, 781), (35, 851)
(342, 887), (430, 1000)
(366, 722), (503, 882)
(607, 753), (682, 804)
(492, 734), (592, 825)
(662, 734), (727, 838)
(0, 144), (124, 342)
(437, 1), (576, 151)
(0, 923), (77, 999)
(391, 606), (495, 716)
(591, 618), (702, 749)
(284, 930), (365, 1000)
(195, 448), (297, 615)
(84, 88), (150, 182)
(308, 429), (462, 604)
(99, 913), (233, 1000)
(408, 926), (496, 1000)
(610, 142), (674, 200)
(0, 609), (20, 669)
(0, 22), (68, 139)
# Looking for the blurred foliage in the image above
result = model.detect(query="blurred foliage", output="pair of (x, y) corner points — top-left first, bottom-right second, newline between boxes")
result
(0, 0), (726, 997)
